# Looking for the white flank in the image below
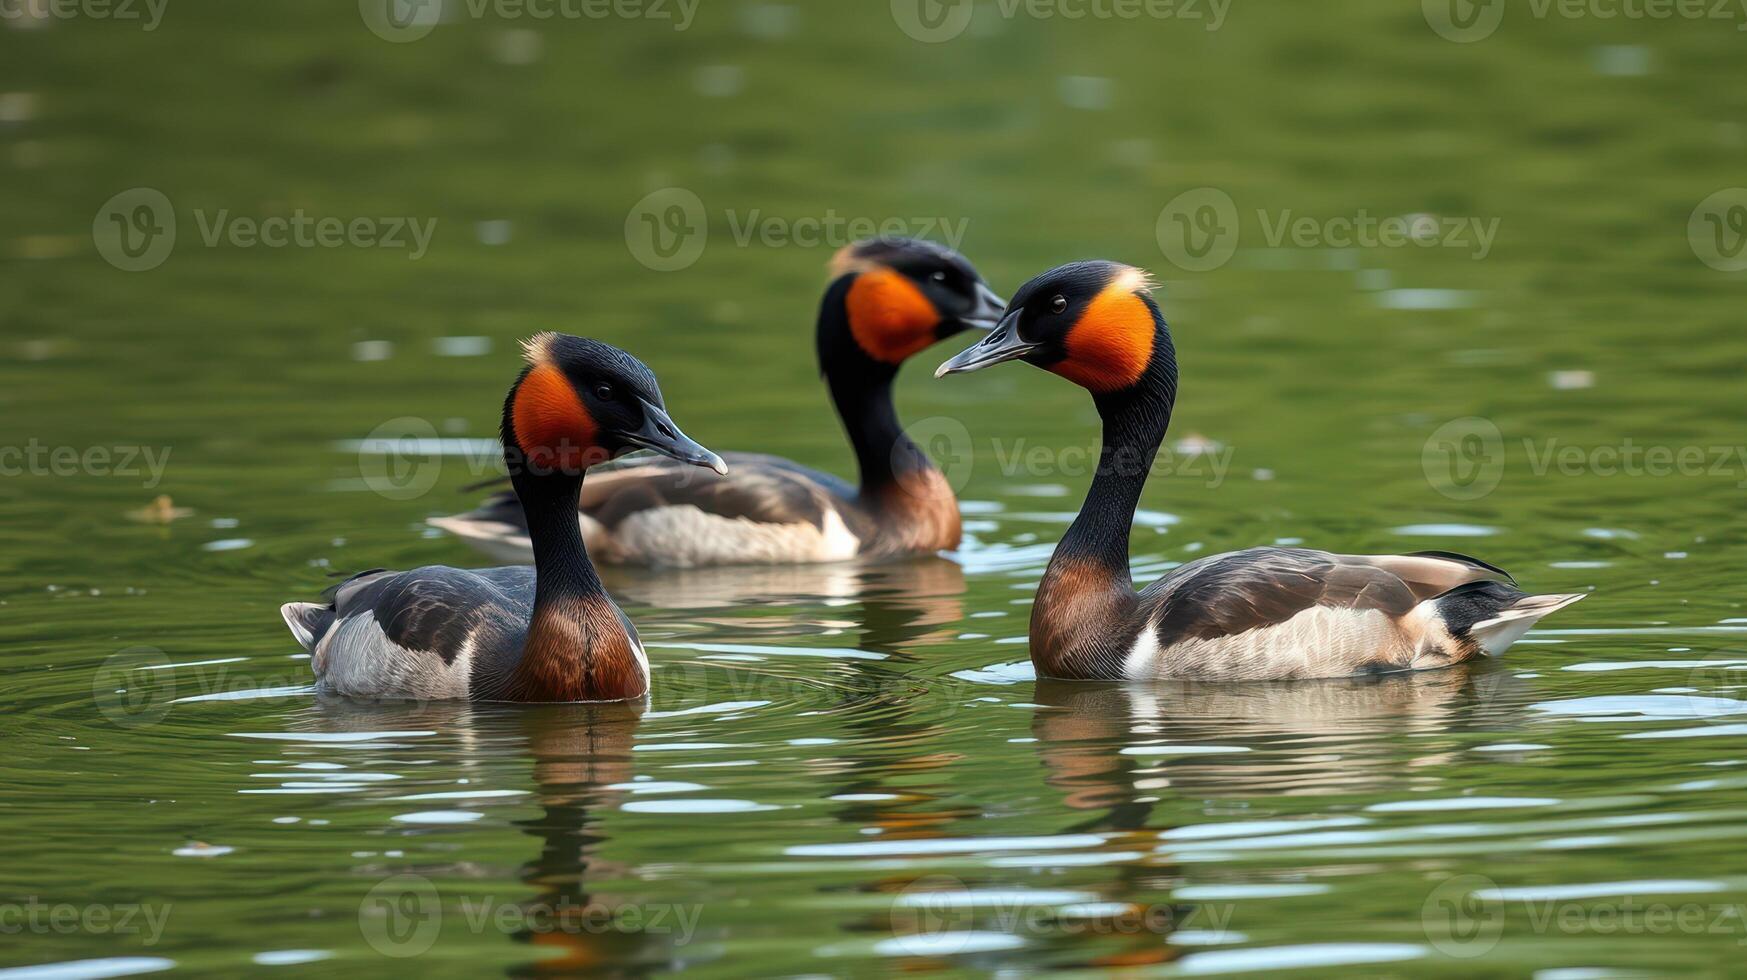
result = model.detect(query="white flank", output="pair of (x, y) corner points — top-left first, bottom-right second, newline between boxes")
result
(1143, 606), (1408, 681)
(314, 614), (472, 700)
(603, 504), (861, 568)
(1123, 626), (1163, 680)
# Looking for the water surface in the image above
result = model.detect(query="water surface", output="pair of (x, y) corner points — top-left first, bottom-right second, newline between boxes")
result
(3, 2), (1746, 976)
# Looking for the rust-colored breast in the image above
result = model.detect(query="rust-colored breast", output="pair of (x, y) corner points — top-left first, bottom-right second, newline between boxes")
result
(1029, 557), (1136, 679)
(865, 469), (962, 557)
(508, 596), (647, 701)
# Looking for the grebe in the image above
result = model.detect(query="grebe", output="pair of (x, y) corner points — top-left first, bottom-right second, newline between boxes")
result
(280, 333), (725, 701)
(429, 237), (1004, 567)
(936, 261), (1584, 681)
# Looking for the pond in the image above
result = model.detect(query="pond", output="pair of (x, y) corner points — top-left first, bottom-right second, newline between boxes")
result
(3, 1), (1746, 976)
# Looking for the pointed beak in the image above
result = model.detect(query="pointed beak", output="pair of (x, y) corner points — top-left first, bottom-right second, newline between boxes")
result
(935, 308), (1037, 378)
(958, 281), (1008, 331)
(623, 400), (728, 475)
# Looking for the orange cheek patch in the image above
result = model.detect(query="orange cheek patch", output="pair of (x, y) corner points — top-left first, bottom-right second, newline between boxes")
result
(1054, 283), (1155, 393)
(512, 364), (599, 472)
(846, 267), (942, 364)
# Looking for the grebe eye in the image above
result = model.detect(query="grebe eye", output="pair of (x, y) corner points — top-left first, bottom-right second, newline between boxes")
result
(930, 270), (948, 283)
(1049, 295), (1068, 314)
(593, 383), (614, 401)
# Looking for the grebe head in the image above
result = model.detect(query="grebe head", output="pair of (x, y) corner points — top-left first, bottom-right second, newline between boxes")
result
(935, 260), (1167, 395)
(505, 332), (726, 478)
(821, 237), (1005, 369)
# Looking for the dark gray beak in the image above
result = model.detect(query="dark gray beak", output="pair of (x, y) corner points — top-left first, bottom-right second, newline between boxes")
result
(623, 399), (728, 475)
(935, 308), (1038, 378)
(958, 281), (1008, 330)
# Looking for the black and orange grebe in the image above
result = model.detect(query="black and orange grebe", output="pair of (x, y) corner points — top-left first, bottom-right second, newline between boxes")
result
(281, 334), (725, 701)
(430, 237), (1005, 568)
(936, 261), (1585, 682)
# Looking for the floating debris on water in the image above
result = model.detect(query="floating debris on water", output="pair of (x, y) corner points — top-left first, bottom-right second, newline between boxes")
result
(489, 29), (542, 66)
(1593, 45), (1651, 77)
(433, 335), (491, 357)
(475, 219), (511, 246)
(128, 495), (194, 524)
(1058, 75), (1113, 111)
(1550, 369), (1595, 390)
(174, 841), (235, 858)
(0, 92), (37, 124)
(694, 65), (744, 98)
(1374, 289), (1480, 310)
(739, 2), (797, 39)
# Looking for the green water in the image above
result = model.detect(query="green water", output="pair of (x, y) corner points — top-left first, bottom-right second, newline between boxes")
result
(5, 1), (1747, 976)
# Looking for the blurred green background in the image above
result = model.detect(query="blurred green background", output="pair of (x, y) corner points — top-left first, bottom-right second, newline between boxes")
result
(3, 1), (1747, 976)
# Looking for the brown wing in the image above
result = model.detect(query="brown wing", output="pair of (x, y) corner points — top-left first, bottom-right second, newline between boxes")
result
(580, 452), (849, 532)
(1361, 550), (1514, 600)
(1142, 548), (1423, 643)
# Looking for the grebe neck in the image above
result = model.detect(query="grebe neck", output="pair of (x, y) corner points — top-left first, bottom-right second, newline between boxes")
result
(817, 277), (934, 496)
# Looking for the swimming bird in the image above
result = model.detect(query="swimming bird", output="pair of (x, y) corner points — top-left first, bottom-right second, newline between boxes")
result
(279, 333), (726, 701)
(429, 237), (1006, 567)
(935, 261), (1585, 681)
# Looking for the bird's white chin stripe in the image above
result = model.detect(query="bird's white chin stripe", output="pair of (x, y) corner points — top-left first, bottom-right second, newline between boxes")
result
(1471, 593), (1586, 656)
